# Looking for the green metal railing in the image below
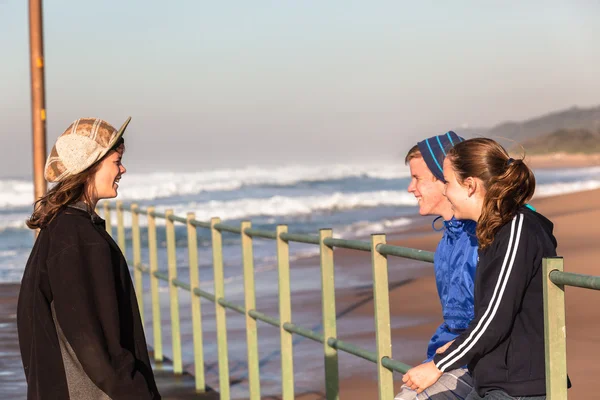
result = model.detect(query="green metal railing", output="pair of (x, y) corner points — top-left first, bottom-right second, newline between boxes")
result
(542, 258), (600, 399)
(101, 200), (596, 400)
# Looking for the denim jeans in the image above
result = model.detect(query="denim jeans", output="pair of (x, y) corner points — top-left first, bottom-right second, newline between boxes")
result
(465, 389), (545, 400)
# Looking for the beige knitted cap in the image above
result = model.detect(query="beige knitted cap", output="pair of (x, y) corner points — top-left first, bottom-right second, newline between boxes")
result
(44, 117), (131, 183)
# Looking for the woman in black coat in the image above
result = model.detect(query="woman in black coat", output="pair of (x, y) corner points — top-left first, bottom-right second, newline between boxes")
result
(18, 117), (161, 399)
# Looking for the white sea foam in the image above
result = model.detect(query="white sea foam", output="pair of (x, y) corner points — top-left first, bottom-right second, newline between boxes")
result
(533, 179), (600, 199)
(0, 163), (410, 209)
(122, 190), (418, 228)
(0, 212), (30, 231)
(0, 179), (36, 209)
(3, 164), (599, 210)
(0, 190), (416, 231)
(3, 177), (600, 232)
(337, 218), (413, 238)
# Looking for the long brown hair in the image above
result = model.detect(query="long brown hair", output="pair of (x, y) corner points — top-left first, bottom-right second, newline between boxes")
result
(446, 138), (536, 248)
(27, 138), (125, 230)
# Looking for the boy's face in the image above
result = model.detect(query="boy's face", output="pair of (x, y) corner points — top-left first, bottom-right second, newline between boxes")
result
(407, 157), (452, 219)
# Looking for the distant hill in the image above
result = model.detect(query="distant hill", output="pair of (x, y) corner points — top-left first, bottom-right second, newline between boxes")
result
(516, 128), (600, 155)
(459, 105), (600, 142)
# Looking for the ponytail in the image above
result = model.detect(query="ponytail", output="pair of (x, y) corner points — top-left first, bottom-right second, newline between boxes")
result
(447, 138), (536, 248)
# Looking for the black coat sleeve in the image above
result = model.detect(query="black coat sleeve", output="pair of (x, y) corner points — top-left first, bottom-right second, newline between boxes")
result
(47, 241), (155, 399)
(433, 213), (536, 372)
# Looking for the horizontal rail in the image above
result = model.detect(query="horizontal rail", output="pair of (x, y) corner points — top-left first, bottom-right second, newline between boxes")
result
(218, 298), (246, 314)
(167, 214), (188, 224)
(214, 223), (242, 234)
(132, 206), (148, 215)
(193, 288), (216, 302)
(327, 337), (377, 363)
(248, 309), (280, 328)
(189, 219), (212, 229)
(244, 228), (278, 240)
(325, 338), (410, 372)
(150, 210), (168, 219)
(283, 322), (325, 343)
(172, 278), (191, 291)
(323, 237), (372, 252)
(550, 270), (600, 290)
(153, 270), (169, 282)
(381, 357), (411, 374)
(279, 232), (321, 245)
(376, 244), (435, 263)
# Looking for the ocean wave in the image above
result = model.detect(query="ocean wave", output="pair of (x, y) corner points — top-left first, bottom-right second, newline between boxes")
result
(0, 190), (417, 231)
(3, 176), (600, 232)
(131, 190), (418, 227)
(0, 212), (30, 232)
(534, 179), (600, 199)
(0, 179), (36, 209)
(0, 163), (410, 209)
(337, 218), (413, 238)
(3, 164), (599, 210)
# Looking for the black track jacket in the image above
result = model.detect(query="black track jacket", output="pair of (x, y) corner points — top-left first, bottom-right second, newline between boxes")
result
(433, 206), (557, 397)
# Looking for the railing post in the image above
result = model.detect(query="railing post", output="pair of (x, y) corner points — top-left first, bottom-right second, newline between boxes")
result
(147, 207), (163, 362)
(187, 213), (206, 392)
(103, 201), (112, 236)
(131, 203), (144, 326)
(276, 225), (294, 400)
(116, 200), (126, 254)
(543, 257), (568, 400)
(371, 234), (394, 400)
(165, 210), (182, 374)
(211, 217), (230, 400)
(319, 229), (339, 400)
(241, 221), (261, 400)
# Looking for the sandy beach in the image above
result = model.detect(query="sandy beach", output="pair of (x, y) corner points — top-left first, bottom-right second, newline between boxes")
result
(524, 153), (600, 169)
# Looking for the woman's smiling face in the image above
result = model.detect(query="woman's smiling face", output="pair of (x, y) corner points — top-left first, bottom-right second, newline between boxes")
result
(442, 157), (471, 220)
(91, 145), (126, 201)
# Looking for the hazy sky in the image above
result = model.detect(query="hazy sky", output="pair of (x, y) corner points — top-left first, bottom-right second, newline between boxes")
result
(1, 1), (599, 178)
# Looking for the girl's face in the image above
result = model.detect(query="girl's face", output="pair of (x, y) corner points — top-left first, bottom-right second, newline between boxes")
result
(442, 157), (475, 221)
(91, 146), (126, 201)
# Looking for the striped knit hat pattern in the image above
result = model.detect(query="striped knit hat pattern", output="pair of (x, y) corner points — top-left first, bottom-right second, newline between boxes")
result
(416, 131), (465, 182)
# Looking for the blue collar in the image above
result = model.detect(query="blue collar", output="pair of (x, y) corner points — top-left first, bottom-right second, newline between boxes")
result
(433, 216), (475, 239)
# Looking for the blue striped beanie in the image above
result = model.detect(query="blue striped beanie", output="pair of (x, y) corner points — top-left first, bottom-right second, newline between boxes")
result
(416, 131), (465, 182)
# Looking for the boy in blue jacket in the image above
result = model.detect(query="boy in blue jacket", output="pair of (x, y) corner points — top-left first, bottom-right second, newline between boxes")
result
(395, 131), (479, 400)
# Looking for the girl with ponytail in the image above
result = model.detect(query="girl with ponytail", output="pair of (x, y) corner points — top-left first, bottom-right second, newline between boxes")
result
(402, 138), (560, 399)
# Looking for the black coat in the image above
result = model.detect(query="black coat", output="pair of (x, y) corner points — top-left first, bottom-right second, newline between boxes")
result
(17, 205), (160, 399)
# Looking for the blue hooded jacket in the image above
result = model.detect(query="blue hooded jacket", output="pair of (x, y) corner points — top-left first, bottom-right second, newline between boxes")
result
(425, 217), (478, 362)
